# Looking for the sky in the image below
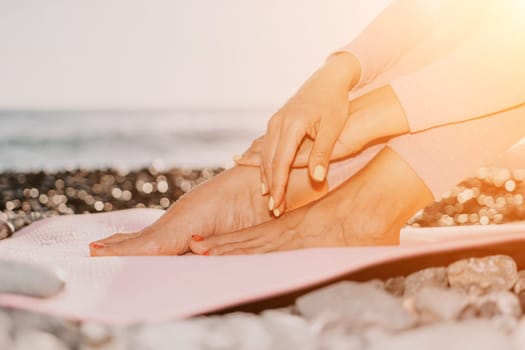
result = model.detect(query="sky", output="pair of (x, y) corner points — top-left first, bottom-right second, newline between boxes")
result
(0, 0), (390, 110)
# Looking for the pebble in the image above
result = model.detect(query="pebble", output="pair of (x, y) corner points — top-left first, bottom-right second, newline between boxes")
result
(404, 267), (448, 296)
(133, 318), (211, 350)
(413, 286), (468, 322)
(447, 255), (518, 295)
(0, 260), (66, 298)
(0, 310), (13, 349)
(459, 291), (522, 319)
(80, 322), (112, 347)
(0, 218), (14, 240)
(384, 276), (405, 297)
(514, 270), (525, 294)
(223, 313), (273, 350)
(368, 320), (512, 350)
(295, 281), (416, 332)
(14, 329), (69, 350)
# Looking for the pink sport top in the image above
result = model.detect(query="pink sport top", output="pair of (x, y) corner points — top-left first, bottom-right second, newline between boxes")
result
(327, 0), (525, 198)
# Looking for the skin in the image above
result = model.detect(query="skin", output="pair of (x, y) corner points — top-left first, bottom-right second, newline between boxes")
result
(190, 147), (434, 255)
(89, 54), (420, 257)
(256, 51), (409, 217)
(89, 164), (327, 256)
(257, 52), (361, 218)
(237, 84), (410, 170)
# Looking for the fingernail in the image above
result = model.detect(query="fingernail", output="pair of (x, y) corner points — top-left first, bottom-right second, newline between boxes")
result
(232, 154), (242, 161)
(313, 165), (326, 182)
(203, 250), (210, 256)
(91, 243), (105, 249)
(192, 235), (204, 242)
(273, 208), (281, 217)
(261, 183), (267, 195)
(268, 196), (275, 210)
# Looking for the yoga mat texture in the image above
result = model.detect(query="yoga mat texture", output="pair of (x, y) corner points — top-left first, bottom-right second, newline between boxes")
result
(1, 208), (525, 325)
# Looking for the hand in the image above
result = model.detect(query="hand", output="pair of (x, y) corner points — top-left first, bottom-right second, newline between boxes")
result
(258, 52), (361, 217)
(237, 85), (410, 168)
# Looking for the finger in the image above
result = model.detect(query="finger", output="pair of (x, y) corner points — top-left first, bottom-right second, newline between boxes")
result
(272, 198), (286, 218)
(91, 232), (140, 246)
(235, 151), (260, 167)
(261, 121), (281, 199)
(234, 137), (264, 166)
(270, 123), (305, 208)
(189, 225), (267, 255)
(309, 120), (344, 182)
(90, 236), (163, 256)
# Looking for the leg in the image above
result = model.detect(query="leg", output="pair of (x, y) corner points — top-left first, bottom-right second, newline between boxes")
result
(190, 147), (434, 255)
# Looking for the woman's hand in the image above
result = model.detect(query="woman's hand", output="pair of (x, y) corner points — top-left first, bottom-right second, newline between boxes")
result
(257, 52), (361, 216)
(237, 85), (410, 169)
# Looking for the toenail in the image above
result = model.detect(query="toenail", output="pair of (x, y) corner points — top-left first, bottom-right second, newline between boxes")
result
(203, 250), (211, 256)
(261, 183), (267, 195)
(268, 196), (275, 210)
(192, 235), (204, 242)
(91, 243), (105, 249)
(273, 208), (281, 217)
(232, 154), (242, 161)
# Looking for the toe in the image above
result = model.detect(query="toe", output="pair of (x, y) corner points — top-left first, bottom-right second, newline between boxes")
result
(90, 235), (163, 256)
(91, 232), (140, 246)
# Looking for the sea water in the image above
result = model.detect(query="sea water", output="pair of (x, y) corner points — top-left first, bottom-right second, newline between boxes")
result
(0, 110), (269, 172)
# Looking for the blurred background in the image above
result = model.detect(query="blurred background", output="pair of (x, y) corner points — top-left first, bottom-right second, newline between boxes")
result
(0, 0), (390, 171)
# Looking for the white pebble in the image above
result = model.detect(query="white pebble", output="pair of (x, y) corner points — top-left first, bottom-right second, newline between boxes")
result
(505, 179), (516, 192)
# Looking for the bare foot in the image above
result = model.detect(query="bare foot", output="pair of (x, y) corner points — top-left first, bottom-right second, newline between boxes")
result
(90, 165), (326, 256)
(190, 147), (434, 255)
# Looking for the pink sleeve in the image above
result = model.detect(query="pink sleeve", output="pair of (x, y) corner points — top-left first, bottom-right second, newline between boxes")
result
(334, 0), (443, 87)
(388, 105), (525, 199)
(391, 19), (525, 132)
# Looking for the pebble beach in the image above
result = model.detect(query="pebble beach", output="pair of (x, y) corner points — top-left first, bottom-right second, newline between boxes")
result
(2, 165), (525, 349)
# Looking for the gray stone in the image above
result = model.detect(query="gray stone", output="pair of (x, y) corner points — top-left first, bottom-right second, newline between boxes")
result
(365, 279), (385, 290)
(295, 281), (416, 332)
(317, 330), (363, 350)
(133, 318), (211, 350)
(0, 260), (66, 298)
(222, 313), (273, 350)
(514, 270), (525, 293)
(14, 329), (69, 350)
(0, 310), (13, 349)
(384, 276), (405, 297)
(512, 318), (525, 348)
(447, 255), (518, 294)
(368, 320), (511, 350)
(514, 271), (525, 313)
(0, 219), (14, 240)
(413, 286), (468, 322)
(11, 309), (79, 347)
(458, 291), (522, 321)
(261, 310), (316, 350)
(80, 322), (111, 347)
(404, 267), (448, 296)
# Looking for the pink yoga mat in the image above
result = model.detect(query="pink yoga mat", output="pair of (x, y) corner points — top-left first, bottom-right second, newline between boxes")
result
(0, 208), (525, 324)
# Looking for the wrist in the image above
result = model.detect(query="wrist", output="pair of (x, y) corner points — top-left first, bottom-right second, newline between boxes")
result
(349, 85), (409, 138)
(325, 52), (361, 90)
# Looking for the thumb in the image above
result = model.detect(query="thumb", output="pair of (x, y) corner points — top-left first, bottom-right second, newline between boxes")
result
(308, 121), (342, 182)
(234, 151), (261, 167)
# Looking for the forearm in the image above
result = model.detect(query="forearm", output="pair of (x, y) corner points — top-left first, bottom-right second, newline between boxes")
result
(392, 20), (525, 132)
(334, 0), (443, 87)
